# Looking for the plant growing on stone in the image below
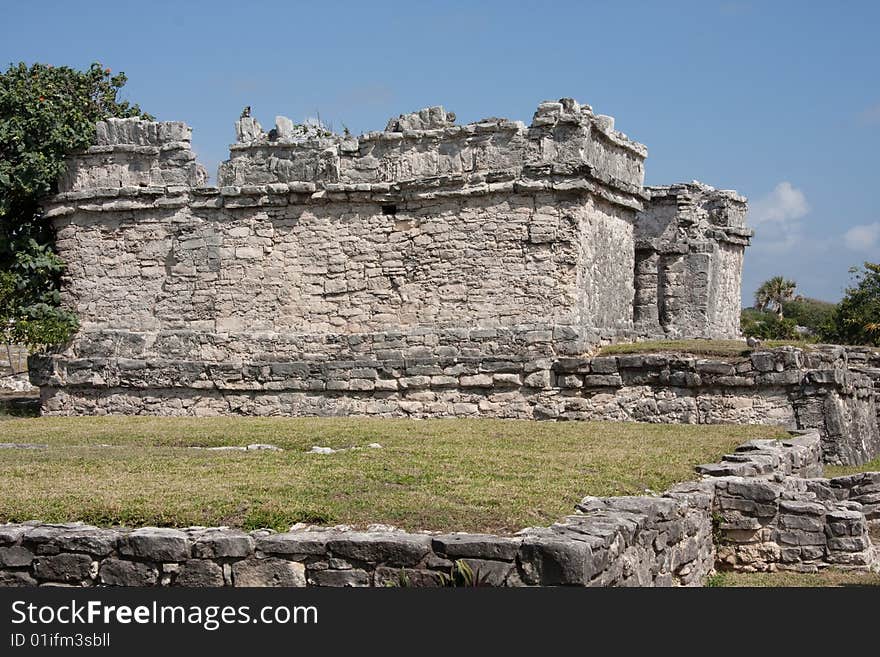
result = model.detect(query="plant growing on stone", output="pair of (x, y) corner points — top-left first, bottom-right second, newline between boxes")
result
(437, 559), (492, 587)
(0, 61), (151, 348)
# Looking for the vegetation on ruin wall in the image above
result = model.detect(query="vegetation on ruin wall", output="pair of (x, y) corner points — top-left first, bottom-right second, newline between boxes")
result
(0, 417), (788, 533)
(0, 62), (151, 348)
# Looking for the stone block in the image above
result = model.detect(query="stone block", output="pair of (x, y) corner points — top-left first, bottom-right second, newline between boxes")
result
(518, 533), (602, 585)
(193, 529), (255, 559)
(256, 532), (332, 556)
(175, 559), (225, 586)
(118, 528), (190, 562)
(307, 568), (370, 587)
(374, 566), (445, 587)
(0, 546), (34, 568)
(326, 533), (431, 567)
(232, 558), (306, 587)
(99, 558), (159, 586)
(431, 534), (521, 561)
(0, 570), (38, 587)
(33, 553), (94, 583)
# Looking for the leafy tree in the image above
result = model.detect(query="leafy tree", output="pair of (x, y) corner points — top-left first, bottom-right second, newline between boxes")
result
(0, 61), (151, 348)
(781, 296), (836, 337)
(754, 276), (797, 317)
(825, 263), (880, 346)
(740, 307), (798, 340)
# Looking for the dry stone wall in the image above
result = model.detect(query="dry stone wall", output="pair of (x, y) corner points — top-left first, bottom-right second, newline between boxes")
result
(634, 183), (750, 340)
(3, 429), (876, 587)
(33, 98), (755, 423)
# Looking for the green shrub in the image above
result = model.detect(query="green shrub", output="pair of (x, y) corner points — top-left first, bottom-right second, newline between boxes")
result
(0, 62), (150, 348)
(740, 308), (798, 340)
(823, 263), (880, 346)
(781, 297), (836, 337)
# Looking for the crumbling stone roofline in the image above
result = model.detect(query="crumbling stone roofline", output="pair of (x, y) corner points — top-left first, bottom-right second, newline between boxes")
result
(646, 181), (747, 205)
(50, 97), (650, 213)
(639, 181), (753, 248)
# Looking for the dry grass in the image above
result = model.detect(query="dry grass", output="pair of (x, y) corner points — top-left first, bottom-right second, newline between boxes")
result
(0, 416), (788, 534)
(826, 456), (880, 478)
(709, 570), (880, 587)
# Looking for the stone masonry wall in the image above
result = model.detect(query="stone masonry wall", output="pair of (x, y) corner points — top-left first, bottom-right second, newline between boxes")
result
(0, 491), (714, 588)
(634, 182), (751, 340)
(33, 98), (755, 425)
(712, 473), (879, 573)
(4, 429), (876, 587)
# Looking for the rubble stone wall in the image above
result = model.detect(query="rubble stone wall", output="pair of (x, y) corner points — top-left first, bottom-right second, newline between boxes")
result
(634, 183), (750, 340)
(33, 99), (758, 424)
(713, 476), (877, 573)
(0, 489), (714, 588)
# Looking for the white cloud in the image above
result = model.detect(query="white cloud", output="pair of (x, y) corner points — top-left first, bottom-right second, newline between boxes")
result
(748, 182), (810, 253)
(749, 182), (810, 226)
(844, 222), (880, 252)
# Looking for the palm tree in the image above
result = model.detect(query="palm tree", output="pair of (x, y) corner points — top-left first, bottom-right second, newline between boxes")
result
(755, 276), (797, 318)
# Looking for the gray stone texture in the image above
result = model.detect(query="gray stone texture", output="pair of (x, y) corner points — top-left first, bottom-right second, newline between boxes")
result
(232, 558), (306, 587)
(634, 183), (751, 340)
(98, 558), (159, 586)
(31, 99), (761, 440)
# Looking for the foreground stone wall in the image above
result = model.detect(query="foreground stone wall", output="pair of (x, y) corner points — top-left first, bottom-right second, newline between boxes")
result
(4, 429), (875, 587)
(0, 493), (713, 588)
(713, 475), (877, 572)
(32, 345), (880, 465)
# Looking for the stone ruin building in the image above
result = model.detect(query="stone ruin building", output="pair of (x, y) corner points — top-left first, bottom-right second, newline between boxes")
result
(28, 97), (880, 467)
(11, 98), (880, 588)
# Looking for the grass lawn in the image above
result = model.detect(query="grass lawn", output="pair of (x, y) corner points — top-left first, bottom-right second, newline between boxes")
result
(826, 456), (880, 478)
(598, 339), (814, 358)
(709, 570), (880, 587)
(0, 417), (789, 534)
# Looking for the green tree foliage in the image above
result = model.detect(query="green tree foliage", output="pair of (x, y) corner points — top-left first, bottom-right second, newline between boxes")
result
(0, 62), (151, 348)
(781, 296), (836, 337)
(825, 263), (880, 346)
(754, 276), (797, 317)
(740, 307), (798, 340)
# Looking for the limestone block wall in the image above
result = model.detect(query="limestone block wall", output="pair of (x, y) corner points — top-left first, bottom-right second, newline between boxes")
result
(51, 194), (630, 336)
(0, 489), (714, 588)
(634, 183), (752, 339)
(713, 476), (876, 572)
(34, 98), (761, 424)
(35, 100), (671, 418)
(4, 429), (877, 587)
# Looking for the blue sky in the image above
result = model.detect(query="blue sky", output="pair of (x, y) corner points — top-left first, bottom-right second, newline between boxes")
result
(3, 0), (879, 305)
